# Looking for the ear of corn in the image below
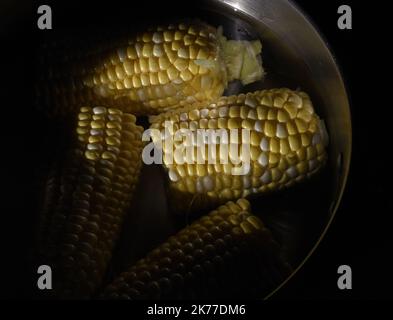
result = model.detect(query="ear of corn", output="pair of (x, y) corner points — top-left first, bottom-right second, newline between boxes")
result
(37, 106), (144, 298)
(101, 199), (291, 299)
(149, 88), (328, 213)
(36, 21), (264, 117)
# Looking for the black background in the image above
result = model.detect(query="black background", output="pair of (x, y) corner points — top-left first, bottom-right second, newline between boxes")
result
(0, 0), (391, 301)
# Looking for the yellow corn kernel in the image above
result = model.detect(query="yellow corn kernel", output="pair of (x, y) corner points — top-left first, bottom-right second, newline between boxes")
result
(36, 22), (264, 117)
(149, 88), (328, 213)
(37, 106), (144, 299)
(101, 199), (291, 299)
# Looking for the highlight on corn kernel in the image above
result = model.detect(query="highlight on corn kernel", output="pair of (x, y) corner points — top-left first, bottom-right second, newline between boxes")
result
(142, 121), (252, 175)
(147, 89), (329, 206)
(26, 0), (351, 302)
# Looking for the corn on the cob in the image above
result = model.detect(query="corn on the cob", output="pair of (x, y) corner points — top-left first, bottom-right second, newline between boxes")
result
(149, 88), (328, 213)
(101, 199), (291, 299)
(37, 106), (144, 298)
(36, 21), (264, 117)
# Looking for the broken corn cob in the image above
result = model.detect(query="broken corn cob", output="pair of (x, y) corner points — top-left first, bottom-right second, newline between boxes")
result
(149, 88), (328, 212)
(38, 106), (144, 298)
(36, 21), (264, 117)
(102, 199), (291, 299)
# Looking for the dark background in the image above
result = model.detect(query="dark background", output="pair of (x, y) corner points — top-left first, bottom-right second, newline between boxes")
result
(0, 0), (390, 300)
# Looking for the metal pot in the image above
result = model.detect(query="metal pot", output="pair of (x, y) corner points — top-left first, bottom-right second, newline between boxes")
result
(24, 0), (351, 299)
(117, 0), (352, 298)
(202, 0), (352, 296)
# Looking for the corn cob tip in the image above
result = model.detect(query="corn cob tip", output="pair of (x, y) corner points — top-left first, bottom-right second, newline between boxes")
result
(217, 26), (265, 85)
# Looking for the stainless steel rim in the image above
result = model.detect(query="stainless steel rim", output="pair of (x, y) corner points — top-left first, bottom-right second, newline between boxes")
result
(214, 0), (352, 298)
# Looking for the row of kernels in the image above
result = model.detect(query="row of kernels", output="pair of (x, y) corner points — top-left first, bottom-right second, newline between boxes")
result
(168, 144), (325, 195)
(102, 199), (279, 299)
(101, 56), (204, 80)
(48, 107), (143, 297)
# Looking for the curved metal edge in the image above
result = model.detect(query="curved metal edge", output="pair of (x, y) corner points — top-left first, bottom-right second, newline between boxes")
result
(264, 0), (352, 300)
(213, 0), (352, 299)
